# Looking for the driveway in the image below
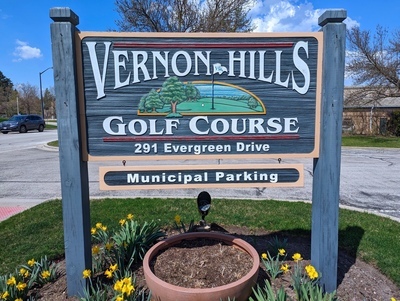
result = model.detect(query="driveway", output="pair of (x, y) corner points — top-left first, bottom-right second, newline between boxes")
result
(0, 130), (399, 221)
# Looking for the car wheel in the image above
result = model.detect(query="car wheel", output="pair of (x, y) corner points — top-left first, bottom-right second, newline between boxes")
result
(38, 124), (44, 132)
(1, 131), (8, 134)
(19, 125), (27, 133)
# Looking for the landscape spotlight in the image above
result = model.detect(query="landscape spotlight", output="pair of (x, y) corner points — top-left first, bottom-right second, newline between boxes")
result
(197, 191), (211, 226)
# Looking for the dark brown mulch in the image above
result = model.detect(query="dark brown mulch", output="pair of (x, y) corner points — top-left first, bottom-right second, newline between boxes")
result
(151, 237), (253, 288)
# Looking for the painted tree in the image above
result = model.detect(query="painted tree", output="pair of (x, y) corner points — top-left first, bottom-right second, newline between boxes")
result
(138, 94), (147, 112)
(145, 89), (164, 112)
(185, 82), (200, 102)
(247, 97), (258, 109)
(160, 77), (186, 116)
(114, 0), (254, 32)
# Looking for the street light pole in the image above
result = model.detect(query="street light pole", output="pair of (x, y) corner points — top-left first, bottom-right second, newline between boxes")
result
(39, 67), (53, 119)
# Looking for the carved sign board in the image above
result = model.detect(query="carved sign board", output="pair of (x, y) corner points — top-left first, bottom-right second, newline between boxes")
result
(77, 32), (323, 161)
(99, 164), (304, 190)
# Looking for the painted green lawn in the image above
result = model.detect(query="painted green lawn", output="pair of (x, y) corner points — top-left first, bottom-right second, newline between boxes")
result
(156, 97), (263, 114)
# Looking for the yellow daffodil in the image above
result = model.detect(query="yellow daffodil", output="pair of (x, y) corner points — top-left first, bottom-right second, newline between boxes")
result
(391, 298), (396, 301)
(121, 277), (134, 296)
(15, 298), (23, 301)
(106, 242), (113, 251)
(92, 245), (100, 255)
(101, 225), (107, 231)
(19, 268), (27, 276)
(116, 296), (124, 301)
(16, 282), (27, 291)
(104, 269), (113, 279)
(91, 227), (97, 235)
(41, 270), (51, 279)
(174, 215), (181, 224)
(127, 213), (134, 220)
(6, 276), (16, 286)
(1, 291), (10, 299)
(292, 253), (303, 262)
(278, 249), (286, 256)
(82, 269), (91, 279)
(119, 219), (126, 226)
(123, 277), (131, 285)
(110, 263), (118, 272)
(114, 279), (123, 292)
(95, 222), (103, 229)
(114, 277), (135, 296)
(280, 263), (290, 273)
(27, 259), (36, 267)
(305, 265), (319, 280)
(123, 282), (135, 296)
(261, 253), (267, 260)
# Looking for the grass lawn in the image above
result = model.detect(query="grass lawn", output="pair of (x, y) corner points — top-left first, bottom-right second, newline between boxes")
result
(342, 135), (400, 148)
(45, 124), (57, 130)
(0, 198), (399, 288)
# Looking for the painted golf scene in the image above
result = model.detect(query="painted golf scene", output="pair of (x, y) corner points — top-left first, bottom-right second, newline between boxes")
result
(138, 76), (265, 117)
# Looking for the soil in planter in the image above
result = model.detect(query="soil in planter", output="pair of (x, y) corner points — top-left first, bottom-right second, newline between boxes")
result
(150, 238), (253, 289)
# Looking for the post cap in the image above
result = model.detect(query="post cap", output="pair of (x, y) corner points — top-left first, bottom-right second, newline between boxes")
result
(50, 7), (79, 26)
(318, 9), (347, 27)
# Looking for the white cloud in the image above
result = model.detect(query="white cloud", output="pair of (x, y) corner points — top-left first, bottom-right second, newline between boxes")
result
(13, 40), (42, 62)
(250, 0), (359, 32)
(344, 18), (360, 30)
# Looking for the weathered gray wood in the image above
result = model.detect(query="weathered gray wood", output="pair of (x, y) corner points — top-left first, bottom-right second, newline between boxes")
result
(50, 7), (91, 297)
(311, 9), (346, 293)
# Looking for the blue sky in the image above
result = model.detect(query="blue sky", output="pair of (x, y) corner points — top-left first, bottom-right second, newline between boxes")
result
(0, 0), (399, 91)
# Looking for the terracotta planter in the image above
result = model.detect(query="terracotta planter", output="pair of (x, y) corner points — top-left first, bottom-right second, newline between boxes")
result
(143, 232), (260, 301)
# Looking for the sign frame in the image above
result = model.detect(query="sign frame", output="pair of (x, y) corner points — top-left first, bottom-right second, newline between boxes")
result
(75, 32), (323, 161)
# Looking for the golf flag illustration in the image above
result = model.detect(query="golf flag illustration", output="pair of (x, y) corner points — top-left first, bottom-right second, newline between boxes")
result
(213, 63), (228, 75)
(212, 63), (228, 109)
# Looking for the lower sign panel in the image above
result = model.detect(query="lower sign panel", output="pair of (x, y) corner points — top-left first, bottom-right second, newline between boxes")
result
(99, 164), (304, 190)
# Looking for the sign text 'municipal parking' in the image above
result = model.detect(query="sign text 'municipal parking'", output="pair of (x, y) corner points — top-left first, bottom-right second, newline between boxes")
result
(99, 164), (304, 190)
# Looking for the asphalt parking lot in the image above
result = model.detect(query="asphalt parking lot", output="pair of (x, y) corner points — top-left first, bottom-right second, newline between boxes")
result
(0, 130), (399, 221)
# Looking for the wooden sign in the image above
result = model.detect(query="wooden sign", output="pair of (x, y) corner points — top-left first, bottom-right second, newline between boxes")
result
(99, 164), (304, 190)
(77, 32), (323, 161)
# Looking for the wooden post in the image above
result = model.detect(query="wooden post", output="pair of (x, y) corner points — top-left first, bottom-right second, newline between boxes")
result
(311, 10), (346, 293)
(50, 7), (91, 297)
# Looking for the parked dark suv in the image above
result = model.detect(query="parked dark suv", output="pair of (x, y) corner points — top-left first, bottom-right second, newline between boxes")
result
(1, 114), (46, 134)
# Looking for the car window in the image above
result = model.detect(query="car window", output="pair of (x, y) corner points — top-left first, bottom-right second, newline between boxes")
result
(10, 115), (25, 121)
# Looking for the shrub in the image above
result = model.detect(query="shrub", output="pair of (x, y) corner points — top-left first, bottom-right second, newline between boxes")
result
(387, 110), (400, 136)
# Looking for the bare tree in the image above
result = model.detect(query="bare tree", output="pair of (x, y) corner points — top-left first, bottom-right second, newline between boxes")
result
(115, 0), (254, 32)
(17, 83), (40, 115)
(346, 26), (400, 105)
(196, 0), (253, 32)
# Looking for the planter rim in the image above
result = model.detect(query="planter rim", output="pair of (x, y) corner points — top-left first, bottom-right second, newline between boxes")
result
(143, 231), (260, 294)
